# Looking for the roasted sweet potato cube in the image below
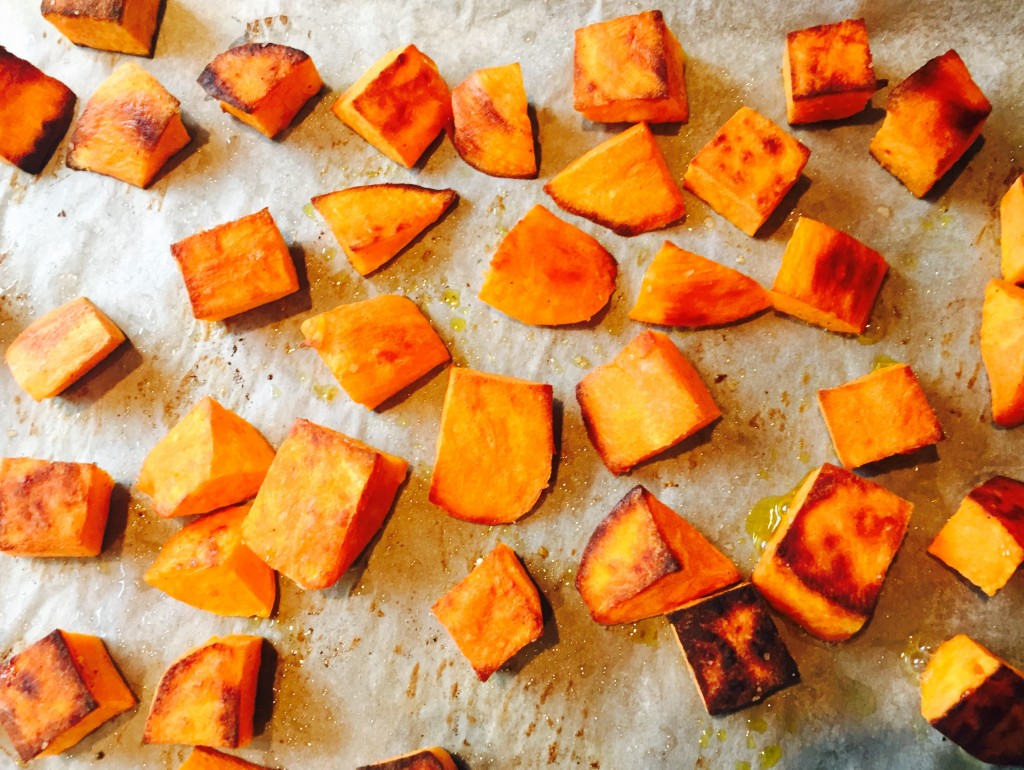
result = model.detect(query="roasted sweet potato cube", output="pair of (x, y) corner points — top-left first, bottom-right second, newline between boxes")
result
(357, 747), (457, 770)
(544, 122), (684, 236)
(1001, 175), (1024, 285)
(921, 634), (1024, 766)
(137, 396), (276, 519)
(669, 583), (800, 715)
(577, 330), (720, 475)
(683, 107), (809, 236)
(0, 457), (113, 557)
(332, 45), (451, 168)
(771, 216), (888, 334)
(0, 630), (135, 761)
(428, 368), (553, 525)
(629, 241), (770, 327)
(300, 294), (450, 409)
(179, 747), (272, 770)
(66, 62), (190, 188)
(573, 10), (687, 124)
(751, 463), (912, 642)
(870, 50), (991, 198)
(576, 486), (740, 625)
(0, 46), (75, 174)
(241, 419), (407, 590)
(171, 208), (299, 321)
(144, 635), (262, 748)
(928, 476), (1024, 597)
(981, 279), (1024, 428)
(479, 204), (617, 326)
(432, 544), (543, 682)
(817, 363), (943, 468)
(41, 0), (161, 56)
(783, 18), (876, 125)
(452, 62), (536, 179)
(312, 184), (457, 276)
(198, 43), (322, 139)
(144, 505), (277, 618)
(5, 297), (126, 401)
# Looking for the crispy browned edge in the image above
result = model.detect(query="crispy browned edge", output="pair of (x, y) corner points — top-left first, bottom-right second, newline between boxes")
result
(41, 0), (124, 22)
(356, 748), (450, 770)
(197, 43), (310, 113)
(930, 663), (1024, 765)
(784, 18), (877, 99)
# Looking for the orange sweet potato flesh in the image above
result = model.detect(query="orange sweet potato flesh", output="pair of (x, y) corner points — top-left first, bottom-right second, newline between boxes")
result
(357, 747), (457, 770)
(428, 368), (553, 524)
(544, 122), (684, 236)
(144, 635), (262, 748)
(479, 204), (617, 326)
(1001, 175), (1024, 285)
(432, 544), (543, 681)
(981, 279), (1024, 428)
(0, 46), (76, 173)
(179, 747), (273, 770)
(42, 0), (161, 56)
(629, 241), (769, 327)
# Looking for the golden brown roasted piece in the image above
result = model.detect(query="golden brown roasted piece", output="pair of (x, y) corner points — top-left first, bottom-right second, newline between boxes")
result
(0, 46), (75, 173)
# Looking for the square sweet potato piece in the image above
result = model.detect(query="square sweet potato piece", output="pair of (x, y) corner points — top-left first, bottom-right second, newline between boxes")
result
(171, 208), (299, 321)
(432, 544), (543, 682)
(1001, 174), (1024, 285)
(41, 0), (161, 57)
(356, 747), (457, 770)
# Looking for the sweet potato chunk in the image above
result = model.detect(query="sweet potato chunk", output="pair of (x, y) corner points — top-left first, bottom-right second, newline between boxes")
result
(198, 43), (322, 139)
(817, 363), (943, 468)
(312, 184), (457, 276)
(683, 107), (809, 236)
(577, 330), (720, 475)
(576, 486), (740, 625)
(1001, 175), (1024, 285)
(478, 204), (617, 326)
(428, 368), (553, 524)
(242, 419), (407, 590)
(870, 50), (991, 198)
(751, 463), (912, 642)
(357, 747), (457, 770)
(5, 297), (126, 401)
(0, 630), (135, 761)
(179, 747), (272, 770)
(332, 44), (451, 168)
(452, 62), (536, 178)
(544, 122), (684, 236)
(669, 583), (800, 715)
(981, 279), (1024, 428)
(629, 241), (769, 327)
(0, 457), (113, 557)
(928, 476), (1024, 597)
(66, 62), (190, 188)
(432, 544), (543, 682)
(300, 295), (450, 409)
(573, 10), (687, 124)
(41, 0), (161, 56)
(144, 505), (277, 618)
(144, 635), (262, 748)
(171, 208), (299, 321)
(137, 396), (276, 519)
(920, 634), (1024, 766)
(0, 46), (75, 174)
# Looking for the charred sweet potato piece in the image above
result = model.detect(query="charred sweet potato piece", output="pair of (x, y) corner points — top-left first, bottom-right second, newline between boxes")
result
(870, 50), (991, 198)
(66, 62), (190, 188)
(332, 44), (451, 168)
(432, 544), (543, 681)
(751, 463), (912, 642)
(577, 330), (720, 475)
(312, 184), (457, 276)
(928, 476), (1024, 597)
(0, 457), (113, 557)
(683, 107), (809, 236)
(921, 634), (1024, 766)
(241, 419), (407, 590)
(669, 583), (800, 715)
(144, 504), (277, 618)
(817, 363), (943, 468)
(479, 204), (617, 325)
(981, 279), (1024, 428)
(544, 122), (684, 236)
(0, 46), (75, 174)
(144, 635), (262, 748)
(428, 368), (553, 525)
(1001, 175), (1024, 285)
(5, 297), (126, 401)
(573, 10), (687, 124)
(137, 396), (276, 519)
(629, 241), (769, 327)
(0, 630), (135, 761)
(576, 485), (740, 625)
(357, 747), (457, 770)
(179, 747), (272, 770)
(41, 0), (161, 56)
(300, 294), (450, 409)
(452, 62), (536, 179)
(198, 43), (322, 139)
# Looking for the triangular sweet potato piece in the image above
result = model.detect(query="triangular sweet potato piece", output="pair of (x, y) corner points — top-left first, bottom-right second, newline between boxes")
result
(629, 241), (769, 327)
(981, 279), (1024, 427)
(312, 184), (457, 275)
